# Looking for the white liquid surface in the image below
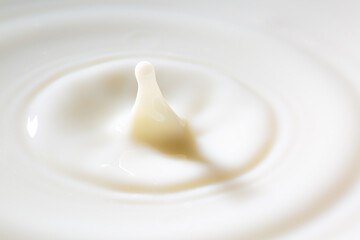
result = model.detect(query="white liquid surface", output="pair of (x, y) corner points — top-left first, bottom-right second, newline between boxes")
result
(1, 1), (360, 240)
(25, 57), (273, 192)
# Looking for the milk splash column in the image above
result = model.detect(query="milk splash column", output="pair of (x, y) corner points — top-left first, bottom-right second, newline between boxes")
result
(131, 61), (198, 159)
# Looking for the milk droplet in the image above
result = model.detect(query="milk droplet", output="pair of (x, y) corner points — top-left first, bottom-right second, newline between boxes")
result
(131, 61), (199, 159)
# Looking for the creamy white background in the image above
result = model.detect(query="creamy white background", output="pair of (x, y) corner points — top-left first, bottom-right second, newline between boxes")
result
(1, 0), (360, 239)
